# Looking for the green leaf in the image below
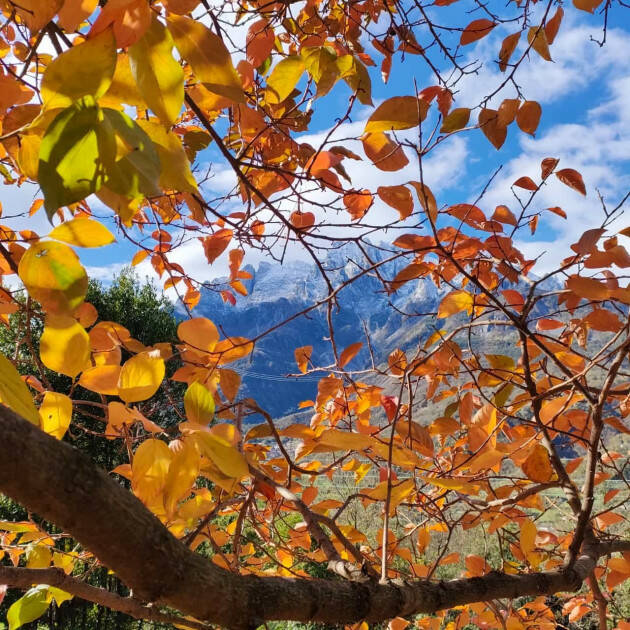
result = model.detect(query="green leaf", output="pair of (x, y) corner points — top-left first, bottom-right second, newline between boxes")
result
(265, 56), (305, 104)
(41, 29), (117, 110)
(7, 586), (50, 630)
(101, 108), (161, 199)
(129, 15), (184, 126)
(38, 99), (116, 219)
(440, 107), (471, 133)
(167, 15), (244, 103)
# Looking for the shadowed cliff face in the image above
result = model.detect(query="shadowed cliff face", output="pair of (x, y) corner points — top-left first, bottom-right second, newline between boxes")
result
(178, 244), (558, 417)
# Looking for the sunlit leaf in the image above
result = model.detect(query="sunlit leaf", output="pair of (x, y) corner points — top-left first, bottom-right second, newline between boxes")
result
(137, 120), (197, 193)
(168, 15), (244, 102)
(362, 132), (409, 172)
(79, 365), (121, 395)
(164, 438), (199, 516)
(184, 381), (215, 424)
(377, 185), (414, 220)
(364, 96), (428, 133)
(41, 29), (116, 109)
(118, 353), (165, 403)
(195, 431), (249, 478)
(129, 14), (184, 126)
(38, 99), (115, 218)
(438, 290), (474, 318)
(265, 56), (305, 104)
(178, 318), (219, 351)
(7, 586), (50, 630)
(49, 218), (115, 248)
(40, 315), (91, 378)
(39, 391), (72, 440)
(294, 345), (312, 374)
(0, 352), (40, 425)
(339, 342), (362, 368)
(132, 438), (172, 502)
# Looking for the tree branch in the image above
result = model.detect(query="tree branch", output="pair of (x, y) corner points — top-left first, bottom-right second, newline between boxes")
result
(0, 405), (628, 629)
(0, 567), (210, 630)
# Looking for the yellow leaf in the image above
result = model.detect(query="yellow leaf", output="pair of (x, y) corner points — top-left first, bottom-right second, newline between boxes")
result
(195, 431), (249, 478)
(49, 218), (115, 248)
(18, 241), (88, 315)
(367, 478), (415, 514)
(520, 518), (536, 557)
(118, 353), (165, 403)
(438, 290), (474, 318)
(78, 365), (121, 395)
(131, 438), (173, 502)
(421, 476), (479, 494)
(129, 14), (184, 126)
(177, 317), (219, 352)
(167, 15), (244, 103)
(137, 120), (197, 193)
(41, 29), (117, 109)
(99, 53), (146, 110)
(336, 55), (372, 106)
(184, 381), (215, 424)
(164, 439), (199, 516)
(364, 96), (428, 133)
(26, 544), (52, 569)
(265, 56), (305, 104)
(0, 352), (40, 425)
(317, 428), (375, 451)
(40, 315), (91, 378)
(39, 392), (72, 440)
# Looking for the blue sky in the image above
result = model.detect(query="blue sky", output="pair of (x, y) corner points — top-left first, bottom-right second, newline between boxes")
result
(3, 4), (630, 290)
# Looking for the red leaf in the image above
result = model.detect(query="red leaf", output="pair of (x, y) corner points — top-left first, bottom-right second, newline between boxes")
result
(513, 176), (538, 191)
(460, 19), (496, 46)
(556, 168), (586, 196)
(541, 157), (559, 179)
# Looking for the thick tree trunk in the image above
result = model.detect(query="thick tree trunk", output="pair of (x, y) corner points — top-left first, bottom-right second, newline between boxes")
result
(0, 406), (627, 628)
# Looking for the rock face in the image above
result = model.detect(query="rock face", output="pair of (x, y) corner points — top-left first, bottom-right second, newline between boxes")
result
(180, 243), (556, 417)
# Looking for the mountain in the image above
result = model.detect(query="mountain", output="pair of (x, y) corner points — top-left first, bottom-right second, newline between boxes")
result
(178, 243), (556, 417)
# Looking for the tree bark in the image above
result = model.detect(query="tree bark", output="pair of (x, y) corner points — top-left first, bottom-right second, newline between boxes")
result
(0, 405), (628, 628)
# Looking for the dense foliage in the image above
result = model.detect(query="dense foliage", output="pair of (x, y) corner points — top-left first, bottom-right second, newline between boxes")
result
(0, 1), (628, 629)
